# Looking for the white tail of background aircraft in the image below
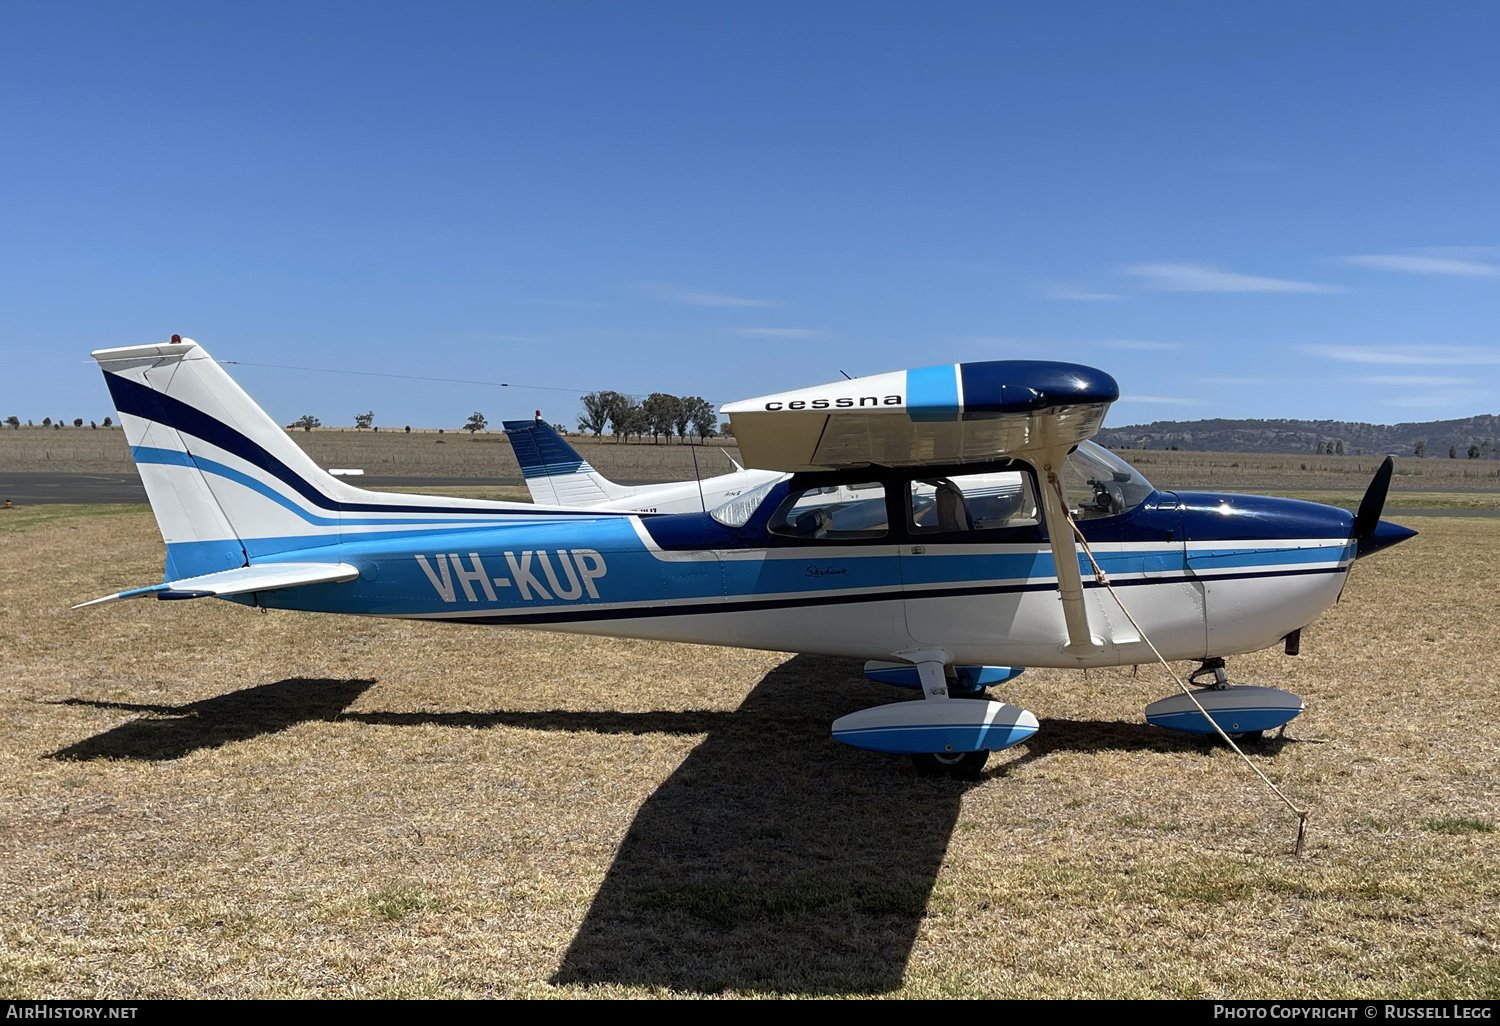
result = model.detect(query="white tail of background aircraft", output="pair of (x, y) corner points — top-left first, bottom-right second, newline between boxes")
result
(502, 416), (783, 514)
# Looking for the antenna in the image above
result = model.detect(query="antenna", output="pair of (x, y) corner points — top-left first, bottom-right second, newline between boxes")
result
(690, 443), (707, 513)
(839, 370), (852, 380)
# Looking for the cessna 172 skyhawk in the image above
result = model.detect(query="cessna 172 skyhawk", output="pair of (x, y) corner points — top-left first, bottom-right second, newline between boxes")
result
(79, 338), (1415, 777)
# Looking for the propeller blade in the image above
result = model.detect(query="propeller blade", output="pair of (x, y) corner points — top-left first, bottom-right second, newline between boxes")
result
(1352, 456), (1394, 542)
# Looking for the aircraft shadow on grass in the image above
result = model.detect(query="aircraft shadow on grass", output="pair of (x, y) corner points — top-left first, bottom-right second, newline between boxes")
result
(351, 656), (1250, 995)
(45, 678), (376, 761)
(44, 656), (1249, 995)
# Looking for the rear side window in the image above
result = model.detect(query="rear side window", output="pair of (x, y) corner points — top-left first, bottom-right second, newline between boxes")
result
(909, 471), (1039, 534)
(768, 483), (888, 541)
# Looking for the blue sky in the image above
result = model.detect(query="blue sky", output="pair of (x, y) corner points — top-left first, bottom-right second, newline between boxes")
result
(2, 3), (1497, 430)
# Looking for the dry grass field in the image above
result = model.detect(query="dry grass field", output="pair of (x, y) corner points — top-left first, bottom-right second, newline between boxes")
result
(0, 503), (1496, 998)
(0, 426), (744, 482)
(5, 425), (1500, 492)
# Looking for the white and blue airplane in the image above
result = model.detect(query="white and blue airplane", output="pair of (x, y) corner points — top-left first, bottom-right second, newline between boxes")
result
(78, 337), (1415, 778)
(501, 415), (785, 514)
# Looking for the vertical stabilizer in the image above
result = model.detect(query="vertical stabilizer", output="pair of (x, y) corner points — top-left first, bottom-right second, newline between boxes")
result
(93, 338), (350, 574)
(502, 418), (634, 506)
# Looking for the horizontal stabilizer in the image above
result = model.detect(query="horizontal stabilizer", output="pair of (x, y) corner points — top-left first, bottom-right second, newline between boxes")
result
(75, 562), (359, 608)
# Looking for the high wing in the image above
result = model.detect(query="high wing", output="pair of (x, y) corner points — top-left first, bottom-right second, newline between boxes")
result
(722, 360), (1121, 654)
(719, 361), (1117, 472)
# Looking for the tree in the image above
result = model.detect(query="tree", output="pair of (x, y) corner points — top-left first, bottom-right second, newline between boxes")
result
(1335, 440), (1345, 455)
(1414, 439), (1427, 458)
(685, 397), (718, 441)
(404, 425), (411, 434)
(642, 393), (683, 444)
(672, 398), (694, 443)
(103, 416), (112, 428)
(604, 395), (643, 442)
(464, 411), (488, 433)
(73, 417), (83, 428)
(598, 392), (632, 442)
(291, 415), (321, 432)
(354, 411), (374, 430)
(90, 421), (96, 429)
(5, 416), (17, 429)
(1449, 444), (1458, 459)
(1469, 444), (1481, 459)
(42, 417), (50, 426)
(578, 392), (614, 438)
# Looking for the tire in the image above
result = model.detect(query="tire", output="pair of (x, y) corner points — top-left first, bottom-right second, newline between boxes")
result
(911, 750), (989, 780)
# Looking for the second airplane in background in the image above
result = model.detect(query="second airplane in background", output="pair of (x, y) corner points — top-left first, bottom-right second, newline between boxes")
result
(502, 416), (784, 514)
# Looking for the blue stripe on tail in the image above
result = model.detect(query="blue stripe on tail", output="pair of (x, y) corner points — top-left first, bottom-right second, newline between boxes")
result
(502, 418), (592, 479)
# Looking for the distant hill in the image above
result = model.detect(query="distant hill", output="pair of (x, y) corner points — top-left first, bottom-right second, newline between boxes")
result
(1096, 414), (1500, 458)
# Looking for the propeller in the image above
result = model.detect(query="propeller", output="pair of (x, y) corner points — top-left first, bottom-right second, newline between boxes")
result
(1351, 456), (1416, 558)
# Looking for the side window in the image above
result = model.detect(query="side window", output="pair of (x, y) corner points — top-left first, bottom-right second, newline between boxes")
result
(909, 471), (1039, 534)
(768, 483), (888, 541)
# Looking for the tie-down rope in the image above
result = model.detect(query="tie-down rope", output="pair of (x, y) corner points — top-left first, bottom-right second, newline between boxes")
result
(1061, 509), (1309, 855)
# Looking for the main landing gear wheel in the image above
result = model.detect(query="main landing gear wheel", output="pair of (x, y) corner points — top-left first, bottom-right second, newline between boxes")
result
(911, 750), (989, 780)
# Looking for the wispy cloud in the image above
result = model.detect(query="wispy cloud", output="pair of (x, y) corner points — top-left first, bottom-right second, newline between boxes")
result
(1102, 339), (1180, 351)
(1038, 280), (1123, 301)
(960, 335), (1179, 351)
(1384, 391), (1496, 408)
(1116, 395), (1210, 405)
(1353, 375), (1468, 385)
(1199, 376), (1272, 385)
(1344, 253), (1500, 277)
(1050, 289), (1123, 302)
(526, 297), (608, 308)
(636, 281), (776, 307)
(728, 327), (829, 340)
(1123, 263), (1338, 293)
(1303, 344), (1500, 365)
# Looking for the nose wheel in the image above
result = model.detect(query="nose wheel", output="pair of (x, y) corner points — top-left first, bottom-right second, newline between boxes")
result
(911, 750), (990, 780)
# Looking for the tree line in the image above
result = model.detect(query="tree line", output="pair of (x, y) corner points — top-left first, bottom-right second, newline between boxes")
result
(276, 394), (724, 444)
(6, 416), (113, 429)
(577, 392), (720, 443)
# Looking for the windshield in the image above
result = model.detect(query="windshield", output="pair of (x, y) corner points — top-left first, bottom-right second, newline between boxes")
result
(710, 477), (783, 528)
(1063, 441), (1155, 519)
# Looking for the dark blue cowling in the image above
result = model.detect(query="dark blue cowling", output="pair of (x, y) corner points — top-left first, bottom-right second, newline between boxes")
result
(1174, 491), (1354, 543)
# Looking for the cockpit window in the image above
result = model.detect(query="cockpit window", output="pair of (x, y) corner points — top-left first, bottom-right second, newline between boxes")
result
(1062, 441), (1155, 519)
(710, 477), (782, 528)
(909, 471), (1039, 533)
(767, 482), (888, 541)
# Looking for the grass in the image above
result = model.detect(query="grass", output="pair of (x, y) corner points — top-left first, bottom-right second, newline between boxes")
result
(0, 425), (744, 482)
(0, 508), (1496, 998)
(0, 503), (150, 533)
(1256, 491), (1500, 512)
(6, 425), (1500, 493)
(1423, 818), (1494, 835)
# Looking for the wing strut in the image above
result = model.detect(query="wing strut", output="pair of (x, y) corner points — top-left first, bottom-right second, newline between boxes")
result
(1036, 445), (1103, 655)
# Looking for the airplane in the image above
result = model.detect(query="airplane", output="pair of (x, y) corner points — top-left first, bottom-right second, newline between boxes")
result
(77, 337), (1416, 778)
(501, 414), (785, 514)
